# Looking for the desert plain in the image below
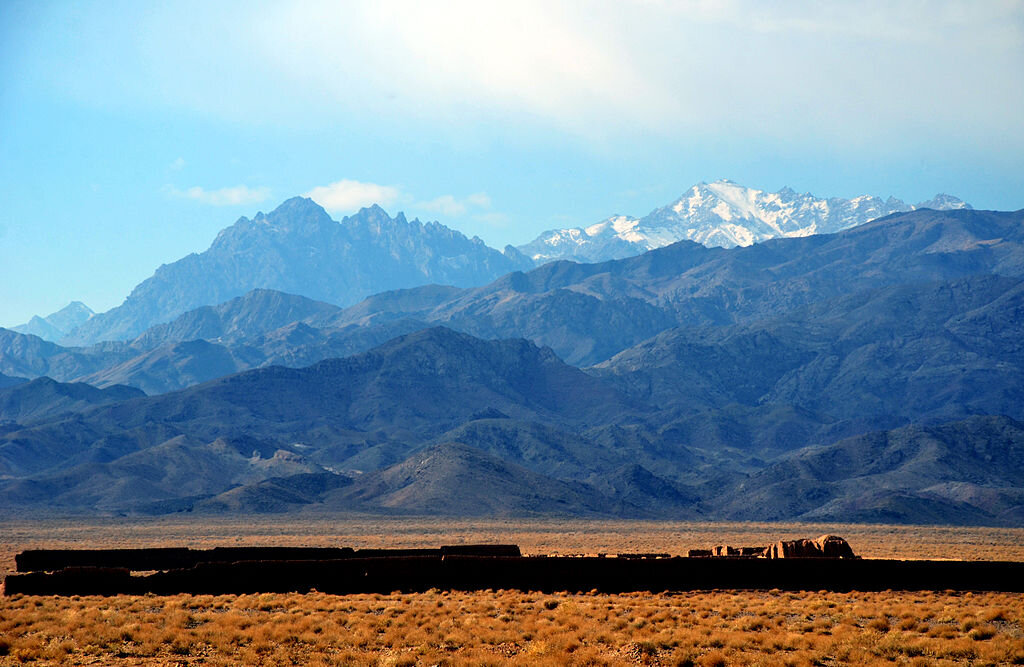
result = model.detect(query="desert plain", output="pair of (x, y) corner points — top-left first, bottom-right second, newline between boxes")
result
(1, 517), (1022, 665)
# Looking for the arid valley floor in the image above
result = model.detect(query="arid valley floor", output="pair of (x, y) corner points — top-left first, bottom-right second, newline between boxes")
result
(1, 518), (1023, 665)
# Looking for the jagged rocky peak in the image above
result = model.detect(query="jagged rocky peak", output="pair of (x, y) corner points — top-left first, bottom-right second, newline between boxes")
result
(215, 202), (298, 247)
(518, 179), (973, 262)
(916, 193), (972, 210)
(217, 196), (334, 243)
(269, 195), (332, 218)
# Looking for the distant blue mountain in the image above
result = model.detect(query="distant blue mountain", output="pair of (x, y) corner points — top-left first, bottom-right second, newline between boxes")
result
(12, 301), (94, 342)
(63, 198), (532, 345)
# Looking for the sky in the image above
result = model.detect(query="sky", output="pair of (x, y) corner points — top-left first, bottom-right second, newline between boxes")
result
(1, 0), (1023, 326)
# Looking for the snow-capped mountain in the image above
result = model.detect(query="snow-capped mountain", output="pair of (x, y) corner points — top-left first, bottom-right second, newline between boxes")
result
(518, 180), (972, 263)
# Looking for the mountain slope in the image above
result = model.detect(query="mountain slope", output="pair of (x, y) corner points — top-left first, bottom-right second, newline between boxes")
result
(0, 328), (651, 515)
(519, 179), (972, 261)
(0, 328), (131, 382)
(717, 416), (1024, 525)
(0, 377), (144, 425)
(427, 417), (628, 481)
(0, 435), (332, 513)
(594, 275), (1024, 424)
(75, 339), (258, 396)
(194, 471), (354, 514)
(325, 442), (620, 516)
(0, 372), (27, 390)
(335, 208), (1024, 365)
(62, 198), (533, 345)
(129, 289), (342, 350)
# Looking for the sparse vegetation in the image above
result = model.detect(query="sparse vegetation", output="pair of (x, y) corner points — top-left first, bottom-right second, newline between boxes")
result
(2, 517), (1022, 665)
(1, 588), (1021, 665)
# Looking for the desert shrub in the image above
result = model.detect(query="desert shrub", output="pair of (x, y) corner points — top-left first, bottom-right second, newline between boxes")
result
(969, 624), (997, 640)
(867, 616), (891, 632)
(698, 650), (727, 667)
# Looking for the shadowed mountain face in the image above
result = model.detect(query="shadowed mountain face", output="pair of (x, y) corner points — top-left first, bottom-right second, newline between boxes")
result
(0, 378), (144, 425)
(63, 198), (533, 345)
(0, 319), (1023, 522)
(325, 442), (621, 517)
(594, 275), (1024, 423)
(0, 373), (27, 389)
(128, 289), (342, 351)
(72, 290), (350, 395)
(0, 434), (336, 514)
(74, 319), (438, 396)
(714, 416), (1024, 525)
(0, 328), (134, 382)
(194, 471), (355, 514)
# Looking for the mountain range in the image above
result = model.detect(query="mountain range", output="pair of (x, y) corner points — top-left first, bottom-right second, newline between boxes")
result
(16, 180), (968, 351)
(1, 202), (1023, 523)
(326, 207), (1024, 366)
(6, 207), (1018, 388)
(517, 180), (971, 262)
(2, 320), (1021, 523)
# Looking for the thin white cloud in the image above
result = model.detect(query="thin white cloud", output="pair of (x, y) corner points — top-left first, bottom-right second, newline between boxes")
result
(169, 157), (185, 171)
(473, 212), (509, 229)
(304, 179), (400, 213)
(165, 184), (270, 206)
(417, 192), (492, 217)
(36, 1), (1024, 152)
(465, 193), (492, 208)
(418, 195), (466, 217)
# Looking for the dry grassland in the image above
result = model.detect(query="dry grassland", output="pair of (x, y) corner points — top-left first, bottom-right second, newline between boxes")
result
(1, 517), (1023, 665)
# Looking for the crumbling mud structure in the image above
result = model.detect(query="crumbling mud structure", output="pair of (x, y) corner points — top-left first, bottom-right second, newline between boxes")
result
(5, 538), (1023, 596)
(688, 534), (858, 559)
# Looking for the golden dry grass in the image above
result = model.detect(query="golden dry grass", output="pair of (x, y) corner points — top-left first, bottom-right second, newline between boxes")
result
(2, 588), (1022, 665)
(2, 517), (1023, 665)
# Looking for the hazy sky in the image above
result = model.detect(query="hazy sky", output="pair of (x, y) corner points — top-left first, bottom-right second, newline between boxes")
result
(2, 0), (1023, 326)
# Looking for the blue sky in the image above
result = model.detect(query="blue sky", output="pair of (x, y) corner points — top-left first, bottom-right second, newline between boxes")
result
(2, 1), (1023, 327)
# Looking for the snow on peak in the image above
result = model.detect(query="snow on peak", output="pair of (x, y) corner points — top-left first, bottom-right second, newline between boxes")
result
(517, 181), (973, 264)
